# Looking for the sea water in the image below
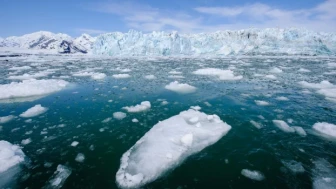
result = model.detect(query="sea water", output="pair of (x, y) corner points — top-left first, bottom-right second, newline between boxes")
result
(0, 55), (335, 188)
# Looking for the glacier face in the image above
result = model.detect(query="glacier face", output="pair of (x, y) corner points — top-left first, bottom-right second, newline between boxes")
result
(0, 31), (96, 54)
(93, 28), (336, 56)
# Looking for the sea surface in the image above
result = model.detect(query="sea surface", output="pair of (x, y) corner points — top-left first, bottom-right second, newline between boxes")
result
(0, 55), (336, 189)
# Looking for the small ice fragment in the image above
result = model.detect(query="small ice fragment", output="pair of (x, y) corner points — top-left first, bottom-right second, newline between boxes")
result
(250, 120), (262, 129)
(0, 115), (15, 124)
(75, 153), (85, 163)
(270, 67), (283, 73)
(161, 101), (169, 106)
(71, 141), (79, 147)
(292, 126), (307, 137)
(122, 101), (151, 113)
(144, 75), (156, 80)
(20, 104), (48, 118)
(102, 117), (112, 123)
(21, 138), (31, 145)
(276, 96), (289, 101)
(272, 120), (295, 133)
(241, 169), (265, 181)
(113, 74), (130, 79)
(132, 118), (139, 123)
(265, 75), (276, 80)
(282, 160), (305, 174)
(165, 81), (196, 94)
(113, 112), (126, 120)
(44, 165), (72, 189)
(255, 100), (270, 106)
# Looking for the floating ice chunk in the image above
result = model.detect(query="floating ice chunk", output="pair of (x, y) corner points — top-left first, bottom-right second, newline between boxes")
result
(122, 101), (151, 113)
(113, 74), (130, 79)
(190, 106), (201, 111)
(299, 80), (334, 89)
(193, 68), (243, 80)
(102, 117), (112, 123)
(282, 160), (305, 174)
(250, 120), (262, 129)
(313, 122), (336, 139)
(75, 153), (85, 163)
(113, 112), (126, 120)
(255, 100), (270, 106)
(71, 141), (79, 147)
(312, 159), (336, 189)
(91, 73), (106, 80)
(144, 75), (156, 80)
(298, 68), (311, 72)
(0, 140), (25, 173)
(21, 138), (31, 145)
(44, 165), (72, 189)
(165, 81), (196, 94)
(241, 169), (265, 181)
(292, 126), (307, 137)
(20, 104), (48, 118)
(0, 115), (15, 124)
(270, 67), (283, 73)
(168, 71), (182, 74)
(0, 79), (69, 101)
(116, 109), (231, 188)
(168, 75), (185, 79)
(272, 120), (295, 133)
(276, 96), (289, 101)
(8, 66), (31, 70)
(265, 75), (276, 79)
(161, 101), (169, 106)
(132, 118), (139, 123)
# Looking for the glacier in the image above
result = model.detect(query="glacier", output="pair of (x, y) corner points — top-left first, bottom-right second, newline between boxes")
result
(93, 28), (336, 56)
(1, 28), (336, 56)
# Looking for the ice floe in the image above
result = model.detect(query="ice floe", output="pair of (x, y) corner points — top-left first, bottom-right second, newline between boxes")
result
(113, 74), (130, 79)
(255, 100), (270, 106)
(0, 79), (69, 101)
(241, 169), (265, 181)
(0, 140), (25, 173)
(44, 165), (72, 189)
(272, 120), (295, 133)
(113, 112), (126, 120)
(116, 108), (231, 188)
(299, 80), (336, 102)
(122, 101), (151, 113)
(313, 122), (336, 139)
(193, 68), (243, 80)
(312, 159), (336, 189)
(165, 81), (196, 94)
(20, 104), (48, 118)
(0, 115), (15, 124)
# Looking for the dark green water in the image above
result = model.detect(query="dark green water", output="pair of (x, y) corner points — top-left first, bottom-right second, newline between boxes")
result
(0, 56), (335, 189)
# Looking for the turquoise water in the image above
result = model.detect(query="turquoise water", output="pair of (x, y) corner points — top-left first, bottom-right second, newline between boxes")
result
(0, 56), (336, 188)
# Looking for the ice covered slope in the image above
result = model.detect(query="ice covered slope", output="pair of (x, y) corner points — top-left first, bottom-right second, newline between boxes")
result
(93, 28), (336, 56)
(116, 108), (232, 188)
(0, 31), (96, 54)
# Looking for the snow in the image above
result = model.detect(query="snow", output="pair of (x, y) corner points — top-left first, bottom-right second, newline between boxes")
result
(0, 79), (69, 101)
(0, 140), (25, 173)
(113, 112), (126, 120)
(241, 169), (265, 181)
(272, 120), (295, 133)
(255, 100), (270, 106)
(44, 165), (72, 189)
(93, 29), (336, 56)
(313, 122), (336, 139)
(122, 101), (151, 113)
(0, 115), (15, 124)
(113, 74), (130, 79)
(116, 108), (232, 188)
(20, 104), (48, 118)
(165, 81), (196, 94)
(193, 68), (242, 80)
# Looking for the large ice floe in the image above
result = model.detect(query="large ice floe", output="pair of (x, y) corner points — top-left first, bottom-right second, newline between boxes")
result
(122, 101), (151, 113)
(312, 159), (336, 189)
(43, 165), (72, 189)
(116, 108), (232, 188)
(193, 68), (243, 80)
(0, 79), (69, 102)
(299, 80), (336, 102)
(165, 81), (196, 94)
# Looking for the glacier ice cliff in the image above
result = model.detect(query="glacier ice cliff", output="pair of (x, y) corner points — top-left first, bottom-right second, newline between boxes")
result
(93, 28), (336, 56)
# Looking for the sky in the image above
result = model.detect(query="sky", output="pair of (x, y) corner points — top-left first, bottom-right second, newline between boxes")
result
(0, 0), (335, 37)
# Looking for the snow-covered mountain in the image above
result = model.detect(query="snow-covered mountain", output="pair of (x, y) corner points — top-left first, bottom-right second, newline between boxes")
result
(1, 28), (336, 56)
(93, 28), (336, 56)
(0, 31), (96, 54)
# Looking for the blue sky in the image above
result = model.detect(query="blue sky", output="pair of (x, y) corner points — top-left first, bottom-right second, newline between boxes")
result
(0, 0), (335, 37)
